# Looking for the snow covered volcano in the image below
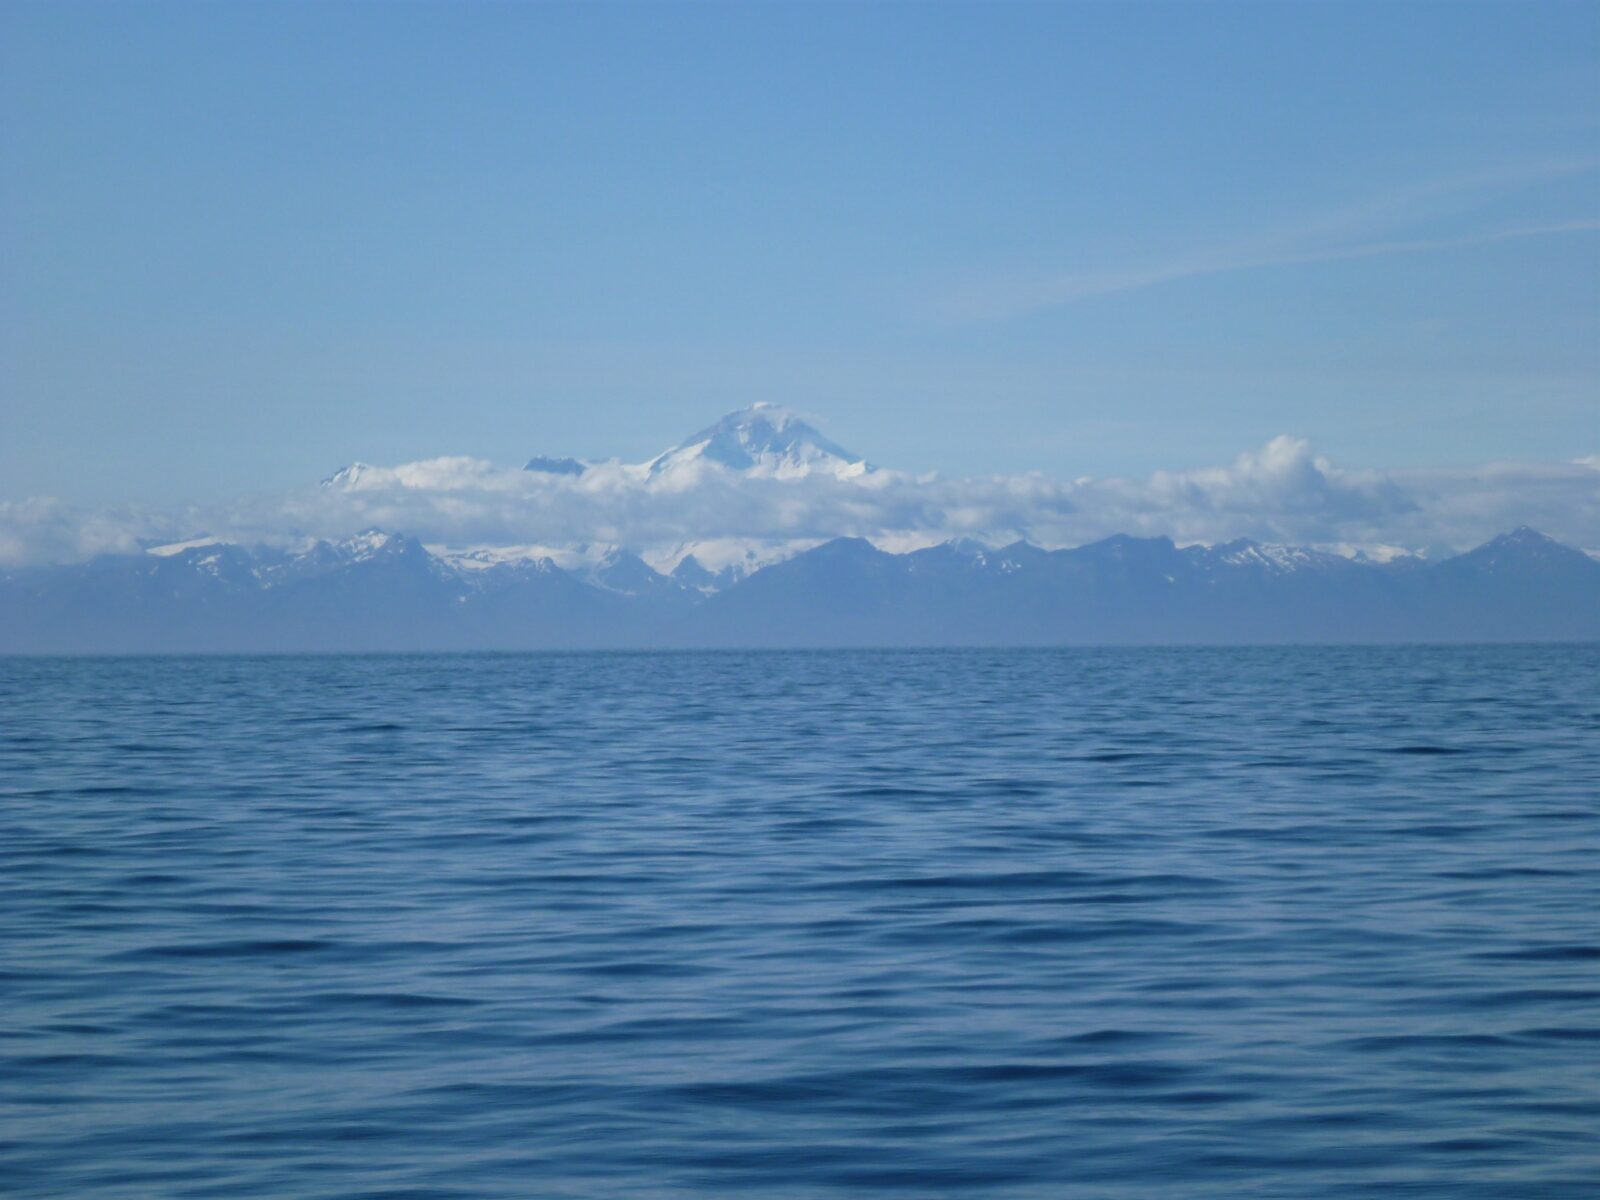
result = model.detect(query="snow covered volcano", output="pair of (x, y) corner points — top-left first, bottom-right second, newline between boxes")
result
(322, 403), (871, 491)
(644, 403), (870, 481)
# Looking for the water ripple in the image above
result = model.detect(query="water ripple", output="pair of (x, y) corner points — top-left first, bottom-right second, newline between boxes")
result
(2, 644), (1598, 1198)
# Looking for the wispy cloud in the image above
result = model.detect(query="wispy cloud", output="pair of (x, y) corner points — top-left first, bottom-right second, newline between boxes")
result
(946, 159), (1600, 320)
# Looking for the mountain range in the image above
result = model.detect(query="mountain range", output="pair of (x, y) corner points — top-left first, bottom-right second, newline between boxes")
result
(3, 523), (1595, 653)
(4, 406), (1596, 651)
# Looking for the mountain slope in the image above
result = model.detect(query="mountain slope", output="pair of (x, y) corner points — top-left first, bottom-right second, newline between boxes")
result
(680, 529), (1599, 647)
(1421, 527), (1600, 641)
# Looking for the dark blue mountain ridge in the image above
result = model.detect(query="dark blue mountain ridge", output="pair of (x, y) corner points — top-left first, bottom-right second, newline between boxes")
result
(523, 456), (588, 475)
(1, 527), (1594, 652)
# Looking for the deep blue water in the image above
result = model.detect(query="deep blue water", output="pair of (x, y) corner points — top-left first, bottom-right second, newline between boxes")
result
(3, 646), (1598, 1198)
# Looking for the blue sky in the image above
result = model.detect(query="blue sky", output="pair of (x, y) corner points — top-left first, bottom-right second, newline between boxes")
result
(2, 0), (1597, 506)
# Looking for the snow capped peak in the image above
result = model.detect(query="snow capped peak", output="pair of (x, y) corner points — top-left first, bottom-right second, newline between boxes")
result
(646, 404), (871, 481)
(1468, 527), (1559, 562)
(321, 462), (377, 490)
(1218, 541), (1309, 570)
(1496, 526), (1555, 547)
(336, 529), (403, 560)
(1204, 539), (1350, 574)
(1447, 525), (1593, 574)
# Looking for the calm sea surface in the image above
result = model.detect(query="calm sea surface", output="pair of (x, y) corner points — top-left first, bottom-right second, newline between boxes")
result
(3, 646), (1598, 1198)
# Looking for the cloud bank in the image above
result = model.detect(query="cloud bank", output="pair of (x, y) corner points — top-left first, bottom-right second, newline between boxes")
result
(4, 437), (1598, 568)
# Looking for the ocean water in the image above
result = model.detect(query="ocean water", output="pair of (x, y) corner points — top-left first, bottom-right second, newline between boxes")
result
(2, 646), (1597, 1199)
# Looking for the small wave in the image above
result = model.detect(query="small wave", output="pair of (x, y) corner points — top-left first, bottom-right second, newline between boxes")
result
(110, 938), (340, 960)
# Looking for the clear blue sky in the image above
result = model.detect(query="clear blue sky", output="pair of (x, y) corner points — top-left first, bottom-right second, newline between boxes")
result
(3, 0), (1596, 505)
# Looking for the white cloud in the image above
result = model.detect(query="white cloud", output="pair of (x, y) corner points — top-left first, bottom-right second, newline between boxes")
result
(3, 439), (1597, 568)
(0, 498), (181, 567)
